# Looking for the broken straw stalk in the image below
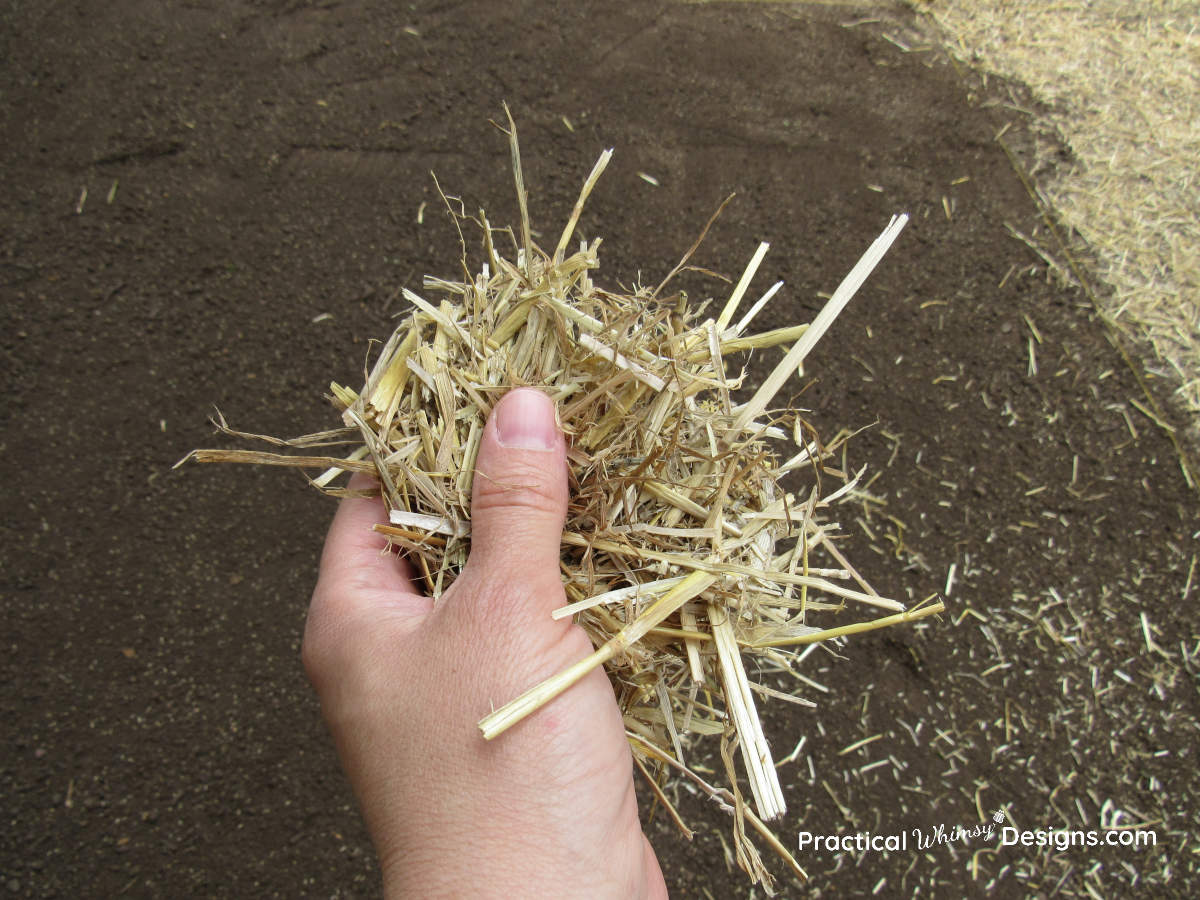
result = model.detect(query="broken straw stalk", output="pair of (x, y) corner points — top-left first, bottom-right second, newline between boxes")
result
(475, 205), (914, 827)
(185, 112), (944, 889)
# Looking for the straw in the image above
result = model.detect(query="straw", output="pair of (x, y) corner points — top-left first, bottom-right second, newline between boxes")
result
(182, 119), (928, 892)
(913, 1), (1200, 438)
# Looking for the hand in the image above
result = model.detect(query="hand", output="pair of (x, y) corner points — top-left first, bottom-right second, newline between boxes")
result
(303, 388), (668, 899)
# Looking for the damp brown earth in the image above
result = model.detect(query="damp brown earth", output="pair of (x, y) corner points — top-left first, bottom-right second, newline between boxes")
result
(2, 2), (1196, 897)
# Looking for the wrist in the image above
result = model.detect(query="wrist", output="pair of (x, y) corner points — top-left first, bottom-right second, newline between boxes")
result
(380, 829), (665, 899)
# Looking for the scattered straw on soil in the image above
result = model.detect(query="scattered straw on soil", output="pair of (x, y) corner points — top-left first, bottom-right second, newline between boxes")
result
(181, 111), (944, 892)
(911, 1), (1200, 435)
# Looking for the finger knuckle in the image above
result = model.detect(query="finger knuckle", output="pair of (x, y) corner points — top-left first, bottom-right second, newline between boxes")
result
(472, 462), (565, 518)
(300, 602), (341, 689)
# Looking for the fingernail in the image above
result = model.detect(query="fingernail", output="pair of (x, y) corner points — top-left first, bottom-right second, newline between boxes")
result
(494, 388), (559, 450)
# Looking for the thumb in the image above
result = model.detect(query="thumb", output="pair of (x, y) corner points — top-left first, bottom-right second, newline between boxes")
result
(464, 388), (568, 599)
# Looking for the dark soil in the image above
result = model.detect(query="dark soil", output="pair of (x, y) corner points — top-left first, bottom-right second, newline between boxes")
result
(3, 1), (1196, 898)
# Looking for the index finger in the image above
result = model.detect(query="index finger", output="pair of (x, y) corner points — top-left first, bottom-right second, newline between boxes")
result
(316, 474), (423, 601)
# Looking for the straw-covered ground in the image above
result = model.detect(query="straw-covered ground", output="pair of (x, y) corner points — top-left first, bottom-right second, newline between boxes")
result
(2, 1), (1196, 898)
(912, 0), (1200, 448)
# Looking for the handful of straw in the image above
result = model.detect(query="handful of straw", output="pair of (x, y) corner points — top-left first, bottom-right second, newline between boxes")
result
(187, 112), (943, 890)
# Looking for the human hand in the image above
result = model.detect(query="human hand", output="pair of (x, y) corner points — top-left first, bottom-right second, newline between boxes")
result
(303, 388), (668, 899)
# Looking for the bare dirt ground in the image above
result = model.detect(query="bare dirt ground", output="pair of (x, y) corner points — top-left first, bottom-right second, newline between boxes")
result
(2, 1), (1196, 897)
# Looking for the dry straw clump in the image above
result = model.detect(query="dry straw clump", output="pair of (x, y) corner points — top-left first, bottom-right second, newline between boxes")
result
(187, 112), (942, 890)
